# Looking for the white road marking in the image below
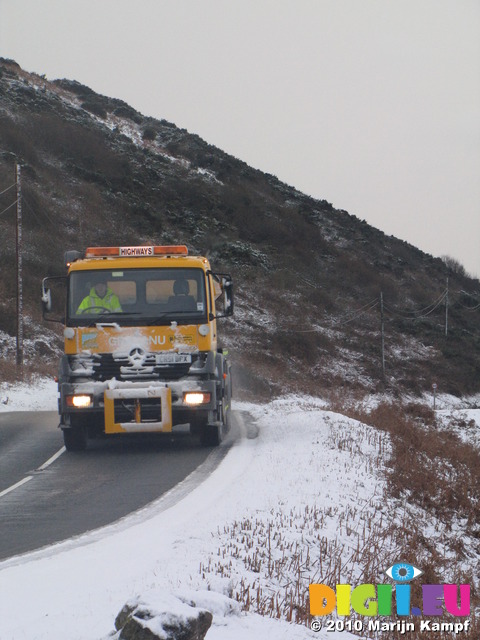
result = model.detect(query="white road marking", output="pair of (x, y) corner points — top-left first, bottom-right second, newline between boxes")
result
(0, 411), (245, 568)
(0, 446), (65, 499)
(36, 446), (66, 471)
(0, 476), (33, 498)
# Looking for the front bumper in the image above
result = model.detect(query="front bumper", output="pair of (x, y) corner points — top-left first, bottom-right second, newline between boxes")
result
(59, 378), (217, 433)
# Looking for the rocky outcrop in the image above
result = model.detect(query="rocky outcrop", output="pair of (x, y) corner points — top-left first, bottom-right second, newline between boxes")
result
(114, 595), (213, 640)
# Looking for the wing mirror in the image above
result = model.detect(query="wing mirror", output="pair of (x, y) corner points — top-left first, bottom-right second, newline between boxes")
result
(41, 276), (67, 323)
(41, 285), (52, 313)
(210, 273), (234, 319)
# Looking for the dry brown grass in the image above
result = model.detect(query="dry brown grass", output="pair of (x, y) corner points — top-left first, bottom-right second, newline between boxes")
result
(198, 399), (479, 638)
(330, 400), (480, 639)
(343, 401), (480, 527)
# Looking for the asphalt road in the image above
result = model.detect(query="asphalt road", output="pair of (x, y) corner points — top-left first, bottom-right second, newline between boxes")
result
(0, 410), (240, 561)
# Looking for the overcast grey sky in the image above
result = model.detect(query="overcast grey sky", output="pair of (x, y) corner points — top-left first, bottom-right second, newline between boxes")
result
(1, 0), (479, 277)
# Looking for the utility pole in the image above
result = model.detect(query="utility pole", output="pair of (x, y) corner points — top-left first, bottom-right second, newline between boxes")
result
(380, 291), (385, 378)
(445, 276), (449, 338)
(16, 162), (23, 370)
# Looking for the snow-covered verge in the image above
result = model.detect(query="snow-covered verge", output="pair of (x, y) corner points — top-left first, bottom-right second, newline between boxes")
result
(0, 376), (58, 411)
(0, 381), (478, 639)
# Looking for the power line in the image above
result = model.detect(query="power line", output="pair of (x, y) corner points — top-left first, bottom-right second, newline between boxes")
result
(22, 194), (58, 228)
(0, 182), (16, 197)
(332, 297), (379, 327)
(0, 198), (19, 217)
(335, 300), (380, 327)
(383, 291), (447, 320)
(453, 290), (480, 311)
(456, 301), (480, 311)
(382, 290), (447, 319)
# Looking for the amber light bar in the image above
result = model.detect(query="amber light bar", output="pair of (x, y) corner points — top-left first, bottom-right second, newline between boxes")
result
(85, 245), (188, 258)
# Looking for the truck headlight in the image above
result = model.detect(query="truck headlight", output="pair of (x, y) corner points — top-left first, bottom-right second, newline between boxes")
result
(183, 392), (211, 405)
(66, 394), (93, 408)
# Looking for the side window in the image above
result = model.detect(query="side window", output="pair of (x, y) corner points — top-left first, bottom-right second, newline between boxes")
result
(70, 274), (91, 315)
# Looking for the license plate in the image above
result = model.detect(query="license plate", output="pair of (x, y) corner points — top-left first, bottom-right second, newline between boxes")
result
(156, 353), (192, 364)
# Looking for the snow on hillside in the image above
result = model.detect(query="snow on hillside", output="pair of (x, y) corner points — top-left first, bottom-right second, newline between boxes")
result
(0, 380), (478, 639)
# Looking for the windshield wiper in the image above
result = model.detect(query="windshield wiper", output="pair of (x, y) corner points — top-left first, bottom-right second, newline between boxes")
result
(148, 314), (170, 326)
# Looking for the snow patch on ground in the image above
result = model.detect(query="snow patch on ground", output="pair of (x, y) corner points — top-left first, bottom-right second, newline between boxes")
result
(0, 376), (57, 411)
(0, 380), (478, 639)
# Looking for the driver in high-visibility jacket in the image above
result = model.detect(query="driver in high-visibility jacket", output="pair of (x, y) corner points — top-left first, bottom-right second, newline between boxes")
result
(77, 280), (122, 314)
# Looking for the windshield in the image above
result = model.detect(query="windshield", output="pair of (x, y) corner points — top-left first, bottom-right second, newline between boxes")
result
(67, 268), (207, 326)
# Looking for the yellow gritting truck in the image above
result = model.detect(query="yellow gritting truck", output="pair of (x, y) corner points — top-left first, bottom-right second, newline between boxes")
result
(41, 245), (233, 451)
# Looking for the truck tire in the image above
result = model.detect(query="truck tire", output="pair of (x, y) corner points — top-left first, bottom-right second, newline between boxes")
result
(63, 419), (88, 452)
(200, 423), (222, 447)
(200, 399), (231, 446)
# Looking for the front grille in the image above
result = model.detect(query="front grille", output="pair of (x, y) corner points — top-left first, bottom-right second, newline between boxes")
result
(69, 353), (197, 381)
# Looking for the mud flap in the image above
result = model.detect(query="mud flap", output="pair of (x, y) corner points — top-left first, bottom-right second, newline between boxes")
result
(104, 387), (172, 434)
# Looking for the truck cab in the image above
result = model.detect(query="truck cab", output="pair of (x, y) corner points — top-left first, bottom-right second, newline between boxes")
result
(42, 245), (233, 451)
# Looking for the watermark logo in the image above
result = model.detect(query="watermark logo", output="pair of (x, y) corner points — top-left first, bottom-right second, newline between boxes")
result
(309, 562), (471, 634)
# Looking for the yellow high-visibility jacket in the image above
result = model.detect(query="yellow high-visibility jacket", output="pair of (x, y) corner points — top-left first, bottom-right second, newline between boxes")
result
(77, 287), (122, 314)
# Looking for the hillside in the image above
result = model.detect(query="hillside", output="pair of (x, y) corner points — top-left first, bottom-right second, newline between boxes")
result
(0, 58), (479, 398)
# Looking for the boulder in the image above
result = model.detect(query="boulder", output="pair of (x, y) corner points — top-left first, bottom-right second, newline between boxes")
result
(115, 595), (213, 640)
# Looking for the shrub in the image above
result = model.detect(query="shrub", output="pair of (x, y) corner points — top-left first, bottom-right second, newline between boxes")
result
(142, 127), (157, 141)
(81, 100), (107, 119)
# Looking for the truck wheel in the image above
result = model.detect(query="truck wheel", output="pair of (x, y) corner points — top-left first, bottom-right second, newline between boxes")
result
(63, 424), (88, 451)
(200, 423), (222, 447)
